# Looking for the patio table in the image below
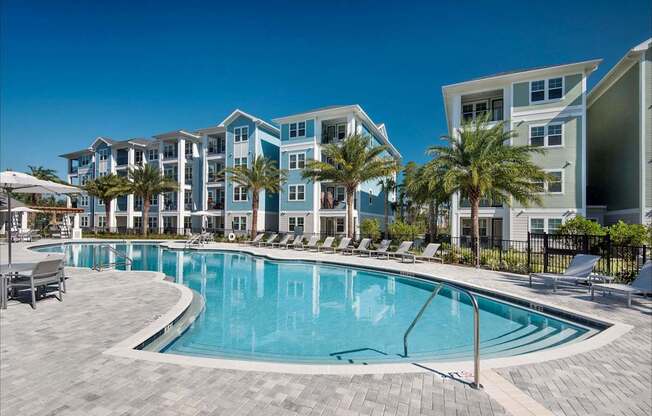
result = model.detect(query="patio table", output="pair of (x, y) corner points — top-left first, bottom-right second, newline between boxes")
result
(0, 262), (38, 309)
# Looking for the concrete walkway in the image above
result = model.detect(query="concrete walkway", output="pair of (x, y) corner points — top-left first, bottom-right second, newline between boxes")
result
(1, 240), (650, 416)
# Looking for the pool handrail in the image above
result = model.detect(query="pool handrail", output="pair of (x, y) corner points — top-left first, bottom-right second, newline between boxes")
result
(92, 244), (133, 271)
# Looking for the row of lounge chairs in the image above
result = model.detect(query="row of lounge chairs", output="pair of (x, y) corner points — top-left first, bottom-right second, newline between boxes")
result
(242, 234), (443, 263)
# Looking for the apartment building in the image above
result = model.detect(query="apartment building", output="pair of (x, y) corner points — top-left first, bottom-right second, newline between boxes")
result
(62, 106), (398, 236)
(443, 59), (601, 241)
(587, 38), (651, 225)
(272, 105), (401, 236)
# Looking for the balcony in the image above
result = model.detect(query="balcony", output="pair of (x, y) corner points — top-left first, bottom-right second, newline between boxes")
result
(207, 200), (225, 210)
(461, 90), (504, 124)
(163, 202), (177, 211)
(321, 120), (347, 144)
(207, 136), (226, 155)
(459, 197), (503, 208)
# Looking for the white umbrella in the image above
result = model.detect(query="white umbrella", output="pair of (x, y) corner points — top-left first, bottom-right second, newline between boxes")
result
(1, 171), (79, 265)
(190, 210), (222, 217)
(0, 206), (40, 213)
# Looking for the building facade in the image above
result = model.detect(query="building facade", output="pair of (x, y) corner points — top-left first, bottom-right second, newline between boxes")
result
(587, 38), (652, 225)
(443, 59), (601, 241)
(61, 106), (398, 236)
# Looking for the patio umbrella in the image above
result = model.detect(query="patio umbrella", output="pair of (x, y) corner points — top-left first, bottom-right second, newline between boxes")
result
(191, 210), (222, 231)
(1, 171), (79, 265)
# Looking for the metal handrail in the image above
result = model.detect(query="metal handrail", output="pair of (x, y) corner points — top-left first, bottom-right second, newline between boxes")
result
(92, 244), (133, 271)
(185, 234), (203, 248)
(403, 282), (481, 389)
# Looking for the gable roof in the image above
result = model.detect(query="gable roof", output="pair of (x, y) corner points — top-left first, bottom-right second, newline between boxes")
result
(219, 109), (279, 134)
(152, 130), (201, 141)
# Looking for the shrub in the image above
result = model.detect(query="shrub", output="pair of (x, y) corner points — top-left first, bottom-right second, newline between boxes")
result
(557, 216), (605, 236)
(608, 220), (649, 246)
(360, 218), (381, 241)
(388, 220), (423, 241)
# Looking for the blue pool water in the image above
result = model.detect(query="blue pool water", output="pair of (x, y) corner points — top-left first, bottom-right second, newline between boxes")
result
(34, 242), (593, 364)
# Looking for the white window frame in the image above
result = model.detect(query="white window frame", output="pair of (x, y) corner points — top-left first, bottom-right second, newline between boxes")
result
(288, 184), (305, 201)
(461, 100), (489, 121)
(336, 217), (345, 233)
(148, 216), (158, 229)
(529, 123), (564, 148)
(185, 164), (192, 181)
(529, 77), (565, 104)
(98, 149), (109, 161)
(80, 195), (89, 206)
(234, 157), (247, 168)
(148, 149), (158, 160)
(98, 198), (104, 206)
(97, 215), (106, 228)
(233, 216), (247, 231)
(234, 126), (249, 143)
(289, 121), (307, 138)
(529, 217), (563, 234)
(80, 216), (89, 227)
(529, 218), (545, 234)
(288, 152), (306, 170)
(544, 169), (564, 194)
(288, 216), (304, 232)
(233, 186), (248, 202)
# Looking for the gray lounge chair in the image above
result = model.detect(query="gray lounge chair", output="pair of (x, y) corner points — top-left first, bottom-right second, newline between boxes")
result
(344, 238), (371, 255)
(288, 235), (305, 249)
(317, 236), (335, 252)
(332, 237), (352, 253)
(258, 233), (278, 247)
(362, 239), (391, 257)
(530, 254), (602, 292)
(591, 261), (652, 307)
(415, 243), (442, 263)
(244, 233), (265, 245)
(297, 235), (319, 250)
(272, 234), (293, 248)
(10, 257), (64, 309)
(391, 241), (414, 263)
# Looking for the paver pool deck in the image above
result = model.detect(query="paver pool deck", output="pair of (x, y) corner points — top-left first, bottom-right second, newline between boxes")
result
(1, 240), (650, 416)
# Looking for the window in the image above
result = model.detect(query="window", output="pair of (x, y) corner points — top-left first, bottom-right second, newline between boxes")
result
(491, 99), (504, 121)
(185, 141), (193, 157)
(163, 142), (176, 159)
(134, 196), (143, 210)
(234, 126), (248, 142)
(98, 149), (109, 161)
(150, 194), (158, 206)
(530, 124), (563, 147)
(233, 186), (248, 201)
(80, 175), (89, 186)
(148, 149), (158, 160)
(98, 198), (104, 206)
(530, 126), (545, 147)
(185, 164), (192, 182)
(288, 216), (304, 232)
(184, 216), (192, 230)
(80, 216), (89, 227)
(547, 171), (563, 193)
(233, 216), (247, 231)
(289, 121), (307, 138)
(530, 80), (545, 102)
(80, 196), (89, 206)
(288, 185), (305, 201)
(163, 192), (176, 210)
(164, 166), (177, 181)
(548, 218), (562, 234)
(530, 218), (545, 234)
(135, 151), (143, 164)
(98, 216), (107, 228)
(234, 157), (247, 168)
(531, 78), (564, 103)
(133, 217), (142, 230)
(148, 216), (158, 229)
(79, 155), (91, 166)
(548, 77), (563, 99)
(184, 190), (192, 206)
(208, 135), (225, 153)
(289, 153), (306, 170)
(462, 101), (488, 121)
(336, 218), (345, 233)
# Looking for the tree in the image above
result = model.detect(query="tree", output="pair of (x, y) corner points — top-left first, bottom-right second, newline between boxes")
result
(83, 174), (131, 231)
(377, 176), (397, 238)
(360, 218), (381, 241)
(429, 115), (550, 267)
(557, 216), (606, 236)
(302, 134), (398, 238)
(26, 165), (64, 204)
(128, 164), (177, 235)
(223, 155), (287, 239)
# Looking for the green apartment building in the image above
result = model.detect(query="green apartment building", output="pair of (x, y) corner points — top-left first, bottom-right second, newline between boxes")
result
(587, 38), (652, 225)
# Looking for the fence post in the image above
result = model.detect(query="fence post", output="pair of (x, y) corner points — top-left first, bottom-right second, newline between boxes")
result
(582, 234), (589, 254)
(543, 233), (549, 273)
(605, 232), (612, 275)
(527, 232), (531, 276)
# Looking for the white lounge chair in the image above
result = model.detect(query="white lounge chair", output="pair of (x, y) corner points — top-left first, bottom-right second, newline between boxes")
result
(590, 261), (652, 307)
(288, 235), (305, 249)
(10, 257), (64, 309)
(258, 233), (278, 247)
(316, 236), (335, 252)
(344, 238), (371, 255)
(297, 235), (319, 250)
(391, 241), (414, 263)
(415, 243), (442, 263)
(244, 233), (265, 245)
(362, 239), (391, 257)
(272, 234), (293, 248)
(530, 254), (602, 292)
(332, 237), (352, 254)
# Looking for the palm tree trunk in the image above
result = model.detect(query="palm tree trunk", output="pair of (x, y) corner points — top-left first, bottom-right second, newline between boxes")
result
(251, 191), (259, 240)
(433, 202), (439, 240)
(428, 200), (436, 242)
(470, 195), (480, 268)
(104, 199), (112, 232)
(383, 193), (389, 239)
(346, 187), (355, 239)
(142, 198), (150, 236)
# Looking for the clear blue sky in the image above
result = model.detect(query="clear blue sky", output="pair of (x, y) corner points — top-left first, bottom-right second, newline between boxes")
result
(1, 0), (650, 178)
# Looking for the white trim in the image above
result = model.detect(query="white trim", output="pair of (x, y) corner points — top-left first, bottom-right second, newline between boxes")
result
(604, 208), (641, 215)
(232, 186), (248, 202)
(528, 122), (564, 148)
(581, 72), (588, 211)
(511, 105), (582, 120)
(233, 126), (249, 143)
(528, 76), (565, 105)
(288, 152), (306, 170)
(542, 169), (564, 194)
(528, 216), (564, 234)
(288, 120), (307, 139)
(639, 54), (647, 224)
(288, 184), (306, 201)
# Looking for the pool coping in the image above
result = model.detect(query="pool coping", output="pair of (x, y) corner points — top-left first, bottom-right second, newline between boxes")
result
(29, 240), (633, 376)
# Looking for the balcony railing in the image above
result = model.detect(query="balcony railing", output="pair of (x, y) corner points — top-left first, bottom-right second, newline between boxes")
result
(184, 203), (193, 210)
(163, 203), (177, 211)
(116, 158), (129, 166)
(321, 199), (346, 210)
(163, 151), (178, 160)
(208, 201), (225, 210)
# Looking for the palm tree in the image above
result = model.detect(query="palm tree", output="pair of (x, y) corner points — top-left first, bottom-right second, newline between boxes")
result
(302, 134), (397, 238)
(223, 156), (287, 239)
(82, 174), (131, 231)
(377, 176), (396, 238)
(26, 165), (64, 204)
(128, 164), (177, 235)
(428, 115), (551, 266)
(413, 161), (452, 242)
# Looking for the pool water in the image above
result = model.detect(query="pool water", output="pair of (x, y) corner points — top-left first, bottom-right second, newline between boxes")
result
(35, 242), (593, 364)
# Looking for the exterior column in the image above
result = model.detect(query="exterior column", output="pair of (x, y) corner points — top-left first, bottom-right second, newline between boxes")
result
(126, 148), (134, 229)
(158, 141), (165, 234)
(450, 94), (462, 239)
(177, 138), (186, 234)
(72, 213), (82, 239)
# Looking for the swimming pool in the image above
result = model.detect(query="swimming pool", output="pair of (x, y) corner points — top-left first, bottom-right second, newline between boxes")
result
(34, 242), (596, 364)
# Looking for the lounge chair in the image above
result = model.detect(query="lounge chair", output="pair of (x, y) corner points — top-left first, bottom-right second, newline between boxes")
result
(296, 235), (319, 250)
(362, 239), (392, 257)
(258, 233), (278, 247)
(316, 236), (335, 252)
(10, 257), (64, 309)
(590, 261), (652, 307)
(332, 237), (352, 254)
(272, 234), (293, 248)
(244, 233), (265, 245)
(287, 235), (305, 249)
(344, 238), (371, 255)
(530, 254), (602, 292)
(391, 241), (414, 263)
(415, 243), (443, 263)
